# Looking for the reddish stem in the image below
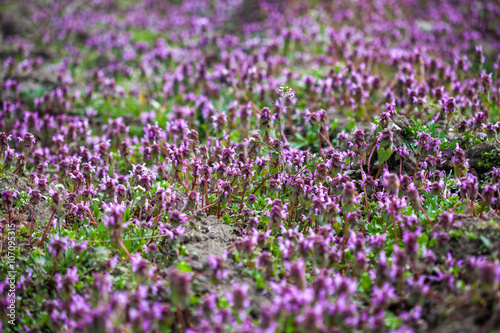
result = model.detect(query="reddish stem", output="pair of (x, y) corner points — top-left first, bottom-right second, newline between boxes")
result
(391, 213), (399, 244)
(344, 258), (354, 277)
(375, 164), (383, 179)
(205, 183), (209, 208)
(176, 174), (189, 192)
(146, 213), (163, 246)
(252, 174), (274, 195)
(366, 141), (377, 174)
(496, 189), (500, 212)
(183, 309), (193, 328)
(186, 201), (219, 221)
(29, 205), (35, 246)
(420, 206), (433, 227)
(13, 165), (22, 175)
(359, 161), (371, 226)
(118, 239), (132, 259)
(288, 198), (296, 228)
(340, 221), (350, 265)
(86, 207), (98, 225)
(151, 213), (163, 234)
(175, 307), (185, 333)
(158, 162), (169, 180)
(413, 154), (421, 178)
(239, 182), (248, 213)
(318, 131), (333, 149)
(20, 203), (29, 215)
(39, 210), (56, 246)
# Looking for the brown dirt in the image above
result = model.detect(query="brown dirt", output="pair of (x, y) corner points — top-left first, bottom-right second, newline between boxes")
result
(466, 142), (500, 177)
(360, 112), (419, 177)
(361, 114), (500, 179)
(0, 172), (53, 229)
(0, 2), (33, 40)
(448, 214), (500, 261)
(419, 214), (500, 333)
(424, 300), (495, 333)
(175, 214), (271, 316)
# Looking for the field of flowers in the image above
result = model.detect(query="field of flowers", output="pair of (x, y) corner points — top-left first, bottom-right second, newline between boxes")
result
(1, 0), (500, 332)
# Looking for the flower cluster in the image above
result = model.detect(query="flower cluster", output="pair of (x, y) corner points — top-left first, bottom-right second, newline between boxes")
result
(1, 0), (500, 332)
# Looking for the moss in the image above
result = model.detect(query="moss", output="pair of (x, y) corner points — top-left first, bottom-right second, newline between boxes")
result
(478, 149), (500, 169)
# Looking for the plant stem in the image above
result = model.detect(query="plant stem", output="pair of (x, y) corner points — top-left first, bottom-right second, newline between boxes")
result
(158, 162), (169, 180)
(366, 140), (377, 174)
(186, 202), (219, 221)
(375, 164), (383, 179)
(382, 215), (390, 234)
(205, 183), (209, 207)
(344, 258), (354, 277)
(260, 203), (271, 227)
(176, 307), (185, 333)
(413, 154), (421, 178)
(300, 204), (306, 223)
(148, 213), (163, 243)
(496, 189), (500, 213)
(318, 131), (333, 149)
(50, 259), (57, 279)
(239, 182), (248, 213)
(183, 309), (193, 329)
(391, 213), (398, 244)
(252, 174), (275, 195)
(20, 203), (29, 215)
(288, 198), (296, 228)
(340, 220), (350, 265)
(443, 115), (452, 134)
(118, 239), (132, 259)
(419, 207), (433, 227)
(29, 204), (35, 246)
(176, 173), (189, 192)
(39, 210), (56, 246)
(86, 207), (98, 225)
(359, 161), (371, 226)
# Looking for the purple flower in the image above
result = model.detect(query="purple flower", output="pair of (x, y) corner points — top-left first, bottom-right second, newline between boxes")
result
(169, 269), (191, 309)
(48, 235), (69, 258)
(55, 266), (78, 296)
(2, 190), (13, 209)
(130, 253), (154, 278)
(226, 282), (250, 310)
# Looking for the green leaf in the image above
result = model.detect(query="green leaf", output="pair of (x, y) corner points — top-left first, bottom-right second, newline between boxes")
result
(176, 262), (192, 273)
(466, 232), (477, 240)
(480, 236), (492, 249)
(218, 296), (230, 308)
(384, 311), (403, 329)
(377, 146), (393, 165)
(359, 272), (373, 291)
(295, 132), (305, 142)
(347, 118), (356, 132)
(123, 206), (130, 223)
(255, 273), (265, 290)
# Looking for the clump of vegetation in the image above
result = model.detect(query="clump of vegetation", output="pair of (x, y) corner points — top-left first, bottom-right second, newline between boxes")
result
(1, 0), (500, 332)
